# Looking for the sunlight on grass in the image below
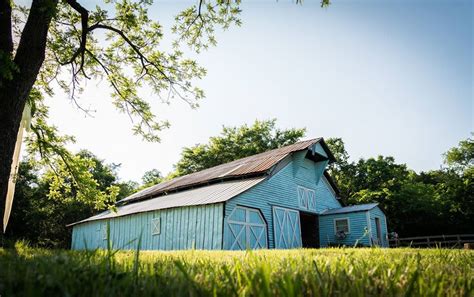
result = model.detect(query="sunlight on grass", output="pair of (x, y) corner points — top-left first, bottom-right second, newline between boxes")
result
(0, 243), (472, 296)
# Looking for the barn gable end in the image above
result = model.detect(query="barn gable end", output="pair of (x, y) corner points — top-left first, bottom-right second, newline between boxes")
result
(223, 150), (342, 249)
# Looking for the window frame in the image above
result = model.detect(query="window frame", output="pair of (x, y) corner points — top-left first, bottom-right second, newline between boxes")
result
(334, 218), (350, 235)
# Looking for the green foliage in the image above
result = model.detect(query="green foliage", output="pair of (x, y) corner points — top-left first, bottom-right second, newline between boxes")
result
(4, 152), (137, 248)
(326, 136), (474, 236)
(116, 180), (140, 198)
(444, 134), (474, 174)
(325, 137), (349, 167)
(12, 0), (242, 143)
(0, 246), (472, 296)
(173, 0), (242, 52)
(18, 88), (120, 212)
(141, 169), (163, 187)
(43, 154), (120, 210)
(171, 119), (306, 177)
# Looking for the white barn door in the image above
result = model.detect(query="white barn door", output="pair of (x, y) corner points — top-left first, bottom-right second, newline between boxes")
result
(273, 206), (302, 249)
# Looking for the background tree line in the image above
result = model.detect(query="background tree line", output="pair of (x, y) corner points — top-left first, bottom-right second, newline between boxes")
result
(4, 120), (473, 248)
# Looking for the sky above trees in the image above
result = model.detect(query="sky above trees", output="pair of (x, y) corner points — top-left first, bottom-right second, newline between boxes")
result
(31, 0), (472, 182)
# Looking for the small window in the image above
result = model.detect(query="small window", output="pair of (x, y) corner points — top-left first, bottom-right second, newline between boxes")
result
(151, 217), (161, 235)
(334, 218), (350, 234)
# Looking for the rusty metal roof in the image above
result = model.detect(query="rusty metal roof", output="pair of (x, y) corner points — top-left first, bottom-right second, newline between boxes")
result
(119, 138), (331, 204)
(68, 177), (265, 226)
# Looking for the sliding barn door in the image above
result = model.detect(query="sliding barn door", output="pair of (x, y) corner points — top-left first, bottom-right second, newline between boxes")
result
(226, 206), (267, 250)
(273, 206), (302, 249)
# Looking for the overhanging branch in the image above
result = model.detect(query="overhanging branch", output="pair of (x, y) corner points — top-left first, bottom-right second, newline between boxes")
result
(62, 0), (89, 75)
(60, 1), (175, 86)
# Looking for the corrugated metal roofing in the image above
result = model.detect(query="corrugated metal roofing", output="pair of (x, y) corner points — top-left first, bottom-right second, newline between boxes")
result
(320, 203), (379, 215)
(68, 177), (265, 226)
(120, 138), (331, 204)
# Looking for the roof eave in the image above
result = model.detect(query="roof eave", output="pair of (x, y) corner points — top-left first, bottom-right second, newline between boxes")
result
(319, 203), (379, 216)
(317, 138), (337, 163)
(323, 170), (341, 196)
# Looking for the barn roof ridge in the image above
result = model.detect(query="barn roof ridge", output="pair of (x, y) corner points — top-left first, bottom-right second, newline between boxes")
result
(118, 137), (333, 205)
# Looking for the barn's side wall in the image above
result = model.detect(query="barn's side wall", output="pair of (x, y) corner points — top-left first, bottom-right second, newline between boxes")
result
(319, 211), (372, 247)
(71, 203), (224, 250)
(369, 206), (389, 247)
(224, 150), (341, 249)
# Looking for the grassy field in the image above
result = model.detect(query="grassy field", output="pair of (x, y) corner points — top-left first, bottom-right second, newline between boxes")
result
(0, 243), (472, 297)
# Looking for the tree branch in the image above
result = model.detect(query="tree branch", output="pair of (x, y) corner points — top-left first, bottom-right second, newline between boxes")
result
(180, 0), (205, 45)
(62, 0), (89, 75)
(88, 23), (179, 86)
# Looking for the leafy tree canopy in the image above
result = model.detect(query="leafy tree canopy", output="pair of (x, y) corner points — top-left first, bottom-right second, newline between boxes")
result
(170, 119), (306, 177)
(4, 151), (136, 248)
(444, 134), (473, 174)
(141, 169), (163, 187)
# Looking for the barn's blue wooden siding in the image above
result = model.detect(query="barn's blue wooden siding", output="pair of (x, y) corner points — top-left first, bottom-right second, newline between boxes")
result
(224, 150), (341, 249)
(71, 203), (223, 250)
(319, 211), (372, 247)
(369, 206), (389, 247)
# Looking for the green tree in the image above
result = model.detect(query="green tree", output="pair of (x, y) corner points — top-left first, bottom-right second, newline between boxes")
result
(116, 180), (140, 198)
(141, 169), (163, 187)
(326, 138), (408, 194)
(325, 138), (349, 167)
(444, 134), (473, 174)
(419, 135), (474, 234)
(414, 170), (472, 235)
(4, 151), (136, 248)
(170, 119), (306, 177)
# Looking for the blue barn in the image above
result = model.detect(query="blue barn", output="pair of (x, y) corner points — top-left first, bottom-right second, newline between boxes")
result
(70, 138), (389, 250)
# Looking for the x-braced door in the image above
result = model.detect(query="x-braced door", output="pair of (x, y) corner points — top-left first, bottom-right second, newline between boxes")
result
(226, 206), (267, 250)
(273, 206), (302, 249)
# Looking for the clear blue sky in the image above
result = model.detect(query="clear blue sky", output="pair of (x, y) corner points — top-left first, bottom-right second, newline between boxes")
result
(43, 0), (472, 182)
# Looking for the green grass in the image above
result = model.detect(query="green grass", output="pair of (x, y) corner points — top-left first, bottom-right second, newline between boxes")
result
(0, 243), (472, 296)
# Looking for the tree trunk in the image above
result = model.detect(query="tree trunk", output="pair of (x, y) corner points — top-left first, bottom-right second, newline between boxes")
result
(0, 0), (57, 233)
(0, 0), (13, 54)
